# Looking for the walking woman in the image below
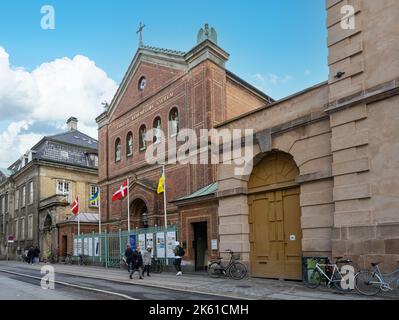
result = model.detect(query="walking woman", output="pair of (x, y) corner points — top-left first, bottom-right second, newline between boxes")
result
(142, 247), (152, 277)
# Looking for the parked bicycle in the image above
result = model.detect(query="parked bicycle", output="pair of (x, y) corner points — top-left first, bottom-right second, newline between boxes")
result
(355, 261), (399, 296)
(64, 254), (73, 265)
(151, 257), (163, 273)
(305, 257), (355, 291)
(78, 254), (89, 266)
(208, 250), (247, 280)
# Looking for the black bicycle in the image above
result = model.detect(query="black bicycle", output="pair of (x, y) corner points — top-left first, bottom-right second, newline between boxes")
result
(78, 254), (89, 266)
(208, 250), (247, 280)
(64, 254), (73, 265)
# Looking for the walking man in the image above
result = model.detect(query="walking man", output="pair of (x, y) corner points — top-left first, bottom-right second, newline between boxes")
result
(173, 241), (185, 276)
(125, 244), (133, 273)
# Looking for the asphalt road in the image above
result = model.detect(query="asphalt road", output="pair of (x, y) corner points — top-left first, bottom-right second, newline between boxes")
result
(0, 263), (236, 300)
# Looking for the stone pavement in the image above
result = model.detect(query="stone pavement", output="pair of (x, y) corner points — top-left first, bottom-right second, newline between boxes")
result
(1, 261), (397, 300)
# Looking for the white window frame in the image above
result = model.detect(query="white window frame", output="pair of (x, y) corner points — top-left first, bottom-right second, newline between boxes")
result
(21, 186), (26, 207)
(89, 185), (99, 208)
(15, 219), (18, 240)
(29, 181), (34, 204)
(56, 180), (71, 203)
(28, 214), (33, 240)
(1, 196), (4, 215)
(20, 217), (25, 240)
(4, 193), (8, 213)
(15, 189), (19, 210)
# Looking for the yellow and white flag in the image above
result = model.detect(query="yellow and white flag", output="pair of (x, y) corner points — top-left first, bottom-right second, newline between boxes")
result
(157, 167), (165, 194)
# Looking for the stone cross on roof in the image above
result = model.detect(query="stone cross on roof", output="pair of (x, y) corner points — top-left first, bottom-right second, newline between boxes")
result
(136, 22), (146, 47)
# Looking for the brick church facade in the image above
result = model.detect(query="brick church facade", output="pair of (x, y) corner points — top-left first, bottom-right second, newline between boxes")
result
(98, 0), (399, 278)
(96, 26), (273, 270)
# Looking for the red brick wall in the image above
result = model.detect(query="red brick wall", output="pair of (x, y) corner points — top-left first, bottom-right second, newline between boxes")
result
(98, 57), (267, 232)
(58, 223), (99, 257)
(178, 201), (219, 265)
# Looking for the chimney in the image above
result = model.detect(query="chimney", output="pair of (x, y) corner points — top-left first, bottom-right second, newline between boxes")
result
(67, 117), (78, 131)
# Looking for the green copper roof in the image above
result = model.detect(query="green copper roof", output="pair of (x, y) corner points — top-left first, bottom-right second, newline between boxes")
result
(141, 44), (186, 56)
(174, 182), (218, 202)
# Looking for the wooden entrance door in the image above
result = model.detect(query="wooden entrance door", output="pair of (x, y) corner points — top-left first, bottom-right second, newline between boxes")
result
(248, 153), (302, 280)
(248, 188), (302, 279)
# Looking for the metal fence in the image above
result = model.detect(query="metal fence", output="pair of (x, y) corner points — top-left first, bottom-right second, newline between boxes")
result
(72, 226), (178, 268)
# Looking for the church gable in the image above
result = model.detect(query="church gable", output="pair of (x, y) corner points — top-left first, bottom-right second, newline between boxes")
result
(109, 46), (188, 121)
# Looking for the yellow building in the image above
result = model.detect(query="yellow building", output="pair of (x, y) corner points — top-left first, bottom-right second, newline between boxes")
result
(1, 117), (99, 260)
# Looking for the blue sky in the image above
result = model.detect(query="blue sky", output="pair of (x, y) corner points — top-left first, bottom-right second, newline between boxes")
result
(0, 0), (328, 167)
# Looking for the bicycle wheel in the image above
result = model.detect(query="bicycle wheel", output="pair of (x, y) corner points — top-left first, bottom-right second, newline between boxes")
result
(305, 268), (322, 289)
(208, 262), (223, 278)
(229, 262), (247, 280)
(332, 269), (354, 292)
(355, 271), (382, 296)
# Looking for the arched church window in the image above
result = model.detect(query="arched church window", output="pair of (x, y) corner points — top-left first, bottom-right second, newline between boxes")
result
(139, 125), (147, 151)
(153, 117), (162, 144)
(126, 132), (133, 157)
(138, 76), (147, 91)
(169, 108), (179, 137)
(115, 138), (121, 162)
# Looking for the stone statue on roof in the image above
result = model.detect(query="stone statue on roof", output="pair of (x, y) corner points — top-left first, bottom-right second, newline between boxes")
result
(197, 23), (218, 45)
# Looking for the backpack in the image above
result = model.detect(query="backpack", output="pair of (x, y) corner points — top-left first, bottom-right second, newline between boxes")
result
(177, 246), (185, 257)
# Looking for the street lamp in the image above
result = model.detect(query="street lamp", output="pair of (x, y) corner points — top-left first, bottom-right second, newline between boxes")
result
(142, 212), (149, 228)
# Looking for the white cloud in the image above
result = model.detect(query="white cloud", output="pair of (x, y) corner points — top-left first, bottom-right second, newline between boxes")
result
(0, 121), (43, 167)
(250, 73), (293, 93)
(304, 69), (312, 76)
(0, 46), (118, 168)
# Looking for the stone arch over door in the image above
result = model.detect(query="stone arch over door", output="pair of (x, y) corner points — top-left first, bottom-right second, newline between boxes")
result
(248, 151), (302, 280)
(131, 197), (150, 228)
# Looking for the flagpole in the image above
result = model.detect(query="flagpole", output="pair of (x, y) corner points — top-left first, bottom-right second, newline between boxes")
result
(127, 178), (130, 233)
(98, 187), (102, 263)
(163, 165), (167, 228)
(78, 206), (81, 256)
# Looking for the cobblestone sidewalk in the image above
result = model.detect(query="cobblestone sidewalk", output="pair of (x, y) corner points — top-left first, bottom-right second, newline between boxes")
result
(1, 261), (397, 300)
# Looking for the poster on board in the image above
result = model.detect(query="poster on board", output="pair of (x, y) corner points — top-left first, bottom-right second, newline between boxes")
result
(94, 237), (99, 256)
(83, 238), (89, 255)
(138, 234), (146, 252)
(73, 238), (77, 256)
(129, 234), (136, 249)
(166, 231), (176, 258)
(88, 237), (93, 256)
(146, 233), (154, 257)
(156, 232), (165, 258)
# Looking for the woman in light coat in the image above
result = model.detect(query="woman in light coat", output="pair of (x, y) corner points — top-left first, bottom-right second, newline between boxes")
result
(142, 247), (152, 277)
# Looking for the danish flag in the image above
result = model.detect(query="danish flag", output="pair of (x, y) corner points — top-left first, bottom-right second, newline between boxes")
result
(71, 197), (79, 215)
(112, 180), (129, 202)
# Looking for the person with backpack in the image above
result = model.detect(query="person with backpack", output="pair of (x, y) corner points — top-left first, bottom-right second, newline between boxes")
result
(173, 241), (185, 276)
(129, 246), (143, 280)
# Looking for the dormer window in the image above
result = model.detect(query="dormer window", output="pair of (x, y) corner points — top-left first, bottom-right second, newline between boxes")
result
(138, 76), (147, 91)
(87, 153), (98, 167)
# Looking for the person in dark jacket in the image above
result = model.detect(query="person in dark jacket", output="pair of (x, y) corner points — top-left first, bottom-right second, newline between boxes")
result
(129, 247), (143, 280)
(125, 244), (133, 273)
(27, 246), (34, 264)
(33, 246), (40, 264)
